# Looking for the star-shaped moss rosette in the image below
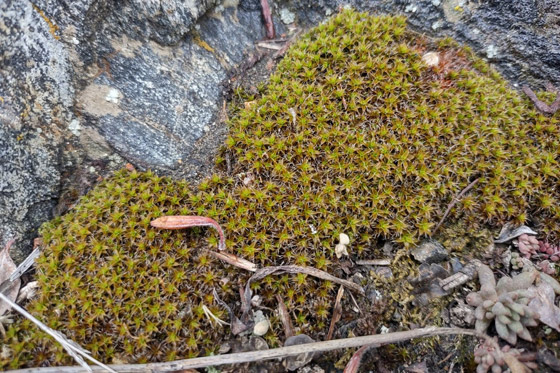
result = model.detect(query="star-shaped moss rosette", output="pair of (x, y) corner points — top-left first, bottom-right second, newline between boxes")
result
(2, 9), (560, 369)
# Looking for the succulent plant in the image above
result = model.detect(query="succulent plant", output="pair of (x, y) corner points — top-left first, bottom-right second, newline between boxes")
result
(3, 8), (560, 369)
(537, 241), (560, 262)
(467, 264), (538, 345)
(515, 234), (540, 259)
(537, 260), (556, 275)
(474, 337), (537, 373)
(512, 234), (558, 275)
(509, 252), (524, 271)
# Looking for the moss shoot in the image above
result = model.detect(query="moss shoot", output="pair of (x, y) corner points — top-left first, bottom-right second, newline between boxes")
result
(2, 9), (559, 369)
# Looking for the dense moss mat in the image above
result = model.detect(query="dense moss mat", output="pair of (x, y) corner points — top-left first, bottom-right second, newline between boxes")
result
(2, 9), (560, 368)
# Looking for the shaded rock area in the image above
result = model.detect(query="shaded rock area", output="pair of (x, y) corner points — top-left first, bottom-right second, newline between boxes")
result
(0, 0), (285, 262)
(411, 240), (449, 264)
(1, 0), (559, 262)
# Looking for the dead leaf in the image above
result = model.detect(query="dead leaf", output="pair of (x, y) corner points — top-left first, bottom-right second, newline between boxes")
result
(495, 224), (538, 243)
(151, 216), (226, 250)
(0, 239), (20, 317)
(503, 353), (532, 373)
(528, 282), (560, 331)
(16, 281), (39, 303)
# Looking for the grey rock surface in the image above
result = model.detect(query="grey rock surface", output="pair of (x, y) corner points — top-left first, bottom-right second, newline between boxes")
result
(1, 0), (559, 262)
(411, 240), (449, 264)
(0, 0), (281, 261)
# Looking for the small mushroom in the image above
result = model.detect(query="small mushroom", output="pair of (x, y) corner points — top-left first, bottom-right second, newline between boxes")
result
(335, 243), (349, 259)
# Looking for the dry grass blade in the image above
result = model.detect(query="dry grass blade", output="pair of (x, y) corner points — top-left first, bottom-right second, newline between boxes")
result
(10, 247), (41, 282)
(0, 292), (116, 373)
(150, 216), (226, 250)
(205, 249), (257, 272)
(202, 305), (229, 327)
(327, 285), (344, 341)
(276, 295), (294, 338)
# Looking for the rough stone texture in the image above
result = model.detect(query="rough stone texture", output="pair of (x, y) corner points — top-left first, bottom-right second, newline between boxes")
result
(0, 0), (286, 261)
(1, 0), (559, 261)
(411, 240), (449, 264)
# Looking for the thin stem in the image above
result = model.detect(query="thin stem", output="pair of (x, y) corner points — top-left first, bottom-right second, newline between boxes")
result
(5, 327), (494, 373)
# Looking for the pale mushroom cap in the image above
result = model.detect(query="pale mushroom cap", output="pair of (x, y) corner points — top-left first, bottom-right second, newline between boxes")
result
(335, 243), (349, 258)
(339, 233), (350, 245)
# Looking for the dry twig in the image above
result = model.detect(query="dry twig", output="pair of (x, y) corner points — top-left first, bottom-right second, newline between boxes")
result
(205, 249), (257, 272)
(260, 0), (275, 39)
(237, 265), (363, 330)
(272, 30), (302, 59)
(5, 327), (499, 373)
(434, 178), (480, 233)
(355, 259), (391, 266)
(522, 85), (560, 115)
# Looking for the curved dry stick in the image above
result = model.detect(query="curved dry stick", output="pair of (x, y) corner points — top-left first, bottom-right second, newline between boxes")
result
(522, 85), (560, 115)
(240, 265), (364, 324)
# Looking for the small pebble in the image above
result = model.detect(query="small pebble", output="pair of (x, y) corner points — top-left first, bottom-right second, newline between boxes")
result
(253, 320), (270, 336)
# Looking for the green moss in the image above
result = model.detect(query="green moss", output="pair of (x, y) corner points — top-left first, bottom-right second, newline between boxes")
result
(2, 9), (560, 368)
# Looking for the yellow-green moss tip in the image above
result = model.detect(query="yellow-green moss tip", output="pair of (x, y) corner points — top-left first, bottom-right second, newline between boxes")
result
(3, 9), (560, 368)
